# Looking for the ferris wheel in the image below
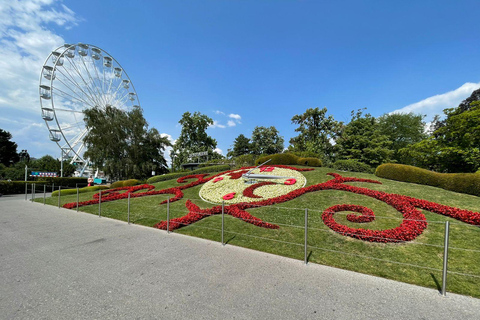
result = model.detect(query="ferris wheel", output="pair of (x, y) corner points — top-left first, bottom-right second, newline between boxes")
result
(39, 43), (140, 176)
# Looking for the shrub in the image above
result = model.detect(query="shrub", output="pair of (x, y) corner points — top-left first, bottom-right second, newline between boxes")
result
(255, 153), (321, 167)
(51, 185), (109, 197)
(297, 157), (322, 167)
(147, 165), (231, 184)
(233, 154), (257, 167)
(375, 163), (480, 196)
(333, 160), (374, 173)
(33, 177), (88, 188)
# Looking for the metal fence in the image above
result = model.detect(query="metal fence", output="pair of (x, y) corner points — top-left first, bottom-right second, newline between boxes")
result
(27, 186), (480, 297)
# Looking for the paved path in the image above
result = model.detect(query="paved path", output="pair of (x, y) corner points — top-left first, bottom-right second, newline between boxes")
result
(1, 195), (479, 319)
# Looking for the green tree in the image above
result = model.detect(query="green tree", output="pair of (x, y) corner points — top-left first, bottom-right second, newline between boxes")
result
(251, 126), (284, 155)
(0, 129), (20, 166)
(83, 105), (171, 180)
(377, 112), (427, 162)
(336, 109), (393, 167)
(289, 107), (341, 161)
(171, 111), (220, 169)
(400, 101), (480, 172)
(227, 134), (251, 158)
(31, 155), (76, 177)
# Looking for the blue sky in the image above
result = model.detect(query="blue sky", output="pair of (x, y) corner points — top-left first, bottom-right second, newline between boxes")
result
(1, 0), (480, 163)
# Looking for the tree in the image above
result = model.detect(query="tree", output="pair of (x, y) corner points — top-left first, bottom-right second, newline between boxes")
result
(83, 105), (171, 180)
(171, 111), (220, 169)
(228, 134), (251, 158)
(336, 109), (393, 167)
(31, 155), (76, 177)
(377, 112), (427, 162)
(289, 107), (341, 161)
(400, 101), (480, 172)
(0, 129), (20, 166)
(251, 126), (284, 155)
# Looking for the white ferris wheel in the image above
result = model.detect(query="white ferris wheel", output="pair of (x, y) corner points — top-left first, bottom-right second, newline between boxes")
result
(39, 43), (140, 176)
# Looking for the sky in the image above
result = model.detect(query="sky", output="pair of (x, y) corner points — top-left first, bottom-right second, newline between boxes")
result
(1, 0), (480, 165)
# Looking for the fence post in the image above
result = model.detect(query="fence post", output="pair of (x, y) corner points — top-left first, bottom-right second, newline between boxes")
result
(127, 192), (130, 224)
(25, 183), (27, 201)
(52, 183), (54, 193)
(222, 201), (225, 246)
(98, 190), (102, 217)
(167, 196), (170, 233)
(76, 187), (79, 212)
(441, 221), (450, 296)
(43, 184), (46, 205)
(31, 183), (35, 201)
(58, 186), (61, 208)
(305, 208), (308, 265)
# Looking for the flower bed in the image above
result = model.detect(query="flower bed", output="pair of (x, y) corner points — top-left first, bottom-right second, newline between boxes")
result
(62, 166), (480, 243)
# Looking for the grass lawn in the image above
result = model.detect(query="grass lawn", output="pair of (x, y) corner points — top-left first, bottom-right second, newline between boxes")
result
(36, 167), (480, 298)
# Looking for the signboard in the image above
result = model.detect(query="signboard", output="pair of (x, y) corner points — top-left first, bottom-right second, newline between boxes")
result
(30, 171), (58, 177)
(190, 151), (208, 157)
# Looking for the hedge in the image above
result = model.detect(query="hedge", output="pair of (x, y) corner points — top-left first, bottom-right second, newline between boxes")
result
(333, 159), (374, 173)
(375, 163), (480, 197)
(147, 165), (231, 184)
(51, 185), (110, 197)
(255, 153), (322, 167)
(110, 179), (140, 188)
(31, 177), (88, 187)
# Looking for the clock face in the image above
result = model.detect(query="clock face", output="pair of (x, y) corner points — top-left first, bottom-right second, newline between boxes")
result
(199, 167), (307, 204)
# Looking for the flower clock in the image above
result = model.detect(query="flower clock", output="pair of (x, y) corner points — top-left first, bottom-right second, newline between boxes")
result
(63, 165), (480, 243)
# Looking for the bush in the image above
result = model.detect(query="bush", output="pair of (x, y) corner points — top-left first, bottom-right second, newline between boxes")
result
(233, 154), (258, 167)
(333, 159), (374, 173)
(51, 185), (109, 197)
(375, 163), (480, 196)
(297, 157), (322, 167)
(0, 181), (35, 195)
(110, 179), (140, 188)
(147, 165), (231, 184)
(255, 153), (322, 167)
(33, 177), (88, 188)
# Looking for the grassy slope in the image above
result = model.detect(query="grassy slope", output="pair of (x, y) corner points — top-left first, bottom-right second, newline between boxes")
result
(37, 167), (480, 298)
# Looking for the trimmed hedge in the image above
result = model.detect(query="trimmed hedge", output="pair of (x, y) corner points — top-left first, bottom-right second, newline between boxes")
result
(0, 181), (37, 195)
(32, 177), (88, 187)
(51, 185), (109, 197)
(375, 163), (480, 197)
(147, 165), (231, 184)
(333, 159), (374, 173)
(255, 153), (322, 167)
(110, 179), (140, 188)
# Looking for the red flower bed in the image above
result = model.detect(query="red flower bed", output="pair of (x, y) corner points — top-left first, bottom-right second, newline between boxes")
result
(63, 166), (480, 243)
(242, 181), (276, 198)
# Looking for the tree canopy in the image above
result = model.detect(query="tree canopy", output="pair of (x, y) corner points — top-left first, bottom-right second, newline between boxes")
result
(228, 134), (251, 158)
(0, 129), (19, 166)
(289, 107), (341, 161)
(171, 111), (221, 169)
(83, 105), (171, 180)
(336, 109), (393, 166)
(251, 126), (284, 155)
(377, 112), (427, 162)
(400, 101), (480, 172)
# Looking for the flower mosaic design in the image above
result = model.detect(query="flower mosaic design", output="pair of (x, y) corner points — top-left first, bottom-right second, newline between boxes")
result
(63, 166), (480, 243)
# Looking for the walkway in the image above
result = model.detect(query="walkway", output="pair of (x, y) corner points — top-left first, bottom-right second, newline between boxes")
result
(1, 195), (479, 319)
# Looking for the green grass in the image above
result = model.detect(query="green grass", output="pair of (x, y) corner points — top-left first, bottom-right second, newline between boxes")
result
(36, 167), (480, 298)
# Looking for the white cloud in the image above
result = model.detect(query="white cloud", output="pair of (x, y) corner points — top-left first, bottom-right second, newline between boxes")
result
(0, 0), (78, 158)
(227, 120), (236, 127)
(391, 82), (480, 121)
(214, 147), (223, 155)
(229, 113), (241, 120)
(214, 110), (225, 115)
(209, 120), (226, 129)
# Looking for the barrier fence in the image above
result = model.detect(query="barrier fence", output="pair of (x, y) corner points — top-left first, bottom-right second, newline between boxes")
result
(27, 187), (480, 297)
